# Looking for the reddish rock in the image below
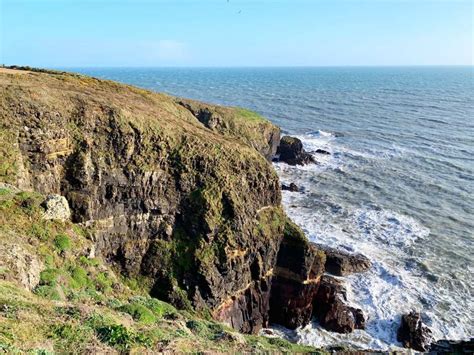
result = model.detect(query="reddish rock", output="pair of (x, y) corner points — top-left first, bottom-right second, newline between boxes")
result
(269, 220), (326, 329)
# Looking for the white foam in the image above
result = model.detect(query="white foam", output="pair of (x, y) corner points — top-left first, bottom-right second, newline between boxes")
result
(271, 132), (473, 350)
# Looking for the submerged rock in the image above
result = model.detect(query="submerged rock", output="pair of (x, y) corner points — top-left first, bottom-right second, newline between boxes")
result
(315, 149), (331, 155)
(276, 136), (315, 166)
(281, 183), (300, 192)
(397, 310), (433, 352)
(41, 194), (71, 221)
(314, 244), (372, 276)
(312, 275), (365, 333)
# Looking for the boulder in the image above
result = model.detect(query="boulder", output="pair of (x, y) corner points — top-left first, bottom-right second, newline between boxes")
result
(397, 310), (433, 352)
(269, 220), (326, 329)
(312, 275), (365, 333)
(281, 183), (299, 192)
(41, 194), (71, 221)
(314, 244), (371, 276)
(277, 136), (315, 166)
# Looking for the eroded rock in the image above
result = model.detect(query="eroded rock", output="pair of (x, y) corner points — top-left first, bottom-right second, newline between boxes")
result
(397, 310), (433, 352)
(277, 136), (315, 166)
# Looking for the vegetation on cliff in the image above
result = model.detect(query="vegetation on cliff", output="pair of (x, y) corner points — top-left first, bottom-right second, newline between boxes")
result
(0, 68), (325, 353)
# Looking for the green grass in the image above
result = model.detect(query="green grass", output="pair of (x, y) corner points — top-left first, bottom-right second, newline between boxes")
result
(235, 107), (267, 122)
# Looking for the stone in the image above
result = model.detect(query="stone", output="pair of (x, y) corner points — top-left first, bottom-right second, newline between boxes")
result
(397, 310), (433, 352)
(312, 275), (365, 333)
(277, 136), (315, 166)
(281, 183), (299, 192)
(314, 243), (371, 276)
(41, 194), (71, 221)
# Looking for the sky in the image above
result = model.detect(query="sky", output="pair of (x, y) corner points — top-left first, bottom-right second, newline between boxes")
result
(0, 0), (472, 67)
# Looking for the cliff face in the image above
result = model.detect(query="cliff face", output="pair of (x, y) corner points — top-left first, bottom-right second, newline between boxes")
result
(0, 69), (289, 332)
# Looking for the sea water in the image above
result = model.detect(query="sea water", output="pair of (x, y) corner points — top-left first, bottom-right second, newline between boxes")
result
(69, 67), (473, 350)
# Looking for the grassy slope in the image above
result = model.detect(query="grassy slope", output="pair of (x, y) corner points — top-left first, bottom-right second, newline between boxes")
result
(0, 68), (322, 353)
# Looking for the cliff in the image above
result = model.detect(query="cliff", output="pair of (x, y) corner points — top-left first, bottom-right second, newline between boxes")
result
(0, 68), (329, 353)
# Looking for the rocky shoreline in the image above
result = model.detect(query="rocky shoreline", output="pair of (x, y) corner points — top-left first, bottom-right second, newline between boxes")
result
(0, 67), (471, 353)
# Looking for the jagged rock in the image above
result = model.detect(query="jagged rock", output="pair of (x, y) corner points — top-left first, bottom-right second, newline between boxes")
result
(397, 310), (433, 352)
(315, 149), (331, 155)
(269, 220), (326, 329)
(314, 244), (372, 276)
(312, 275), (365, 333)
(277, 136), (315, 166)
(429, 338), (474, 354)
(41, 194), (71, 221)
(281, 183), (299, 192)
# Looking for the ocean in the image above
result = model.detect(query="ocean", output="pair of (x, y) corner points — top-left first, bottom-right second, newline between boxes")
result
(69, 67), (473, 350)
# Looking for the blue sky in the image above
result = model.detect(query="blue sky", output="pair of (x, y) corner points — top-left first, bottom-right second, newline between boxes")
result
(1, 0), (472, 67)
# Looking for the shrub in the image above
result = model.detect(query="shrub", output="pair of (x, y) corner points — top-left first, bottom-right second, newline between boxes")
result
(39, 268), (60, 286)
(34, 285), (62, 301)
(54, 234), (71, 252)
(69, 267), (90, 289)
(29, 223), (50, 241)
(95, 272), (113, 293)
(96, 325), (134, 349)
(118, 303), (156, 324)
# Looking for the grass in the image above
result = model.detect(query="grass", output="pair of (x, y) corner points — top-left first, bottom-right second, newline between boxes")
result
(53, 234), (71, 252)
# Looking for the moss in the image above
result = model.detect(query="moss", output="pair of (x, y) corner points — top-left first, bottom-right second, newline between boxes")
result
(53, 234), (71, 252)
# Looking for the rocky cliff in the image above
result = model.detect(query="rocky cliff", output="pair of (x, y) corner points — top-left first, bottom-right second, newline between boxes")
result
(0, 68), (327, 336)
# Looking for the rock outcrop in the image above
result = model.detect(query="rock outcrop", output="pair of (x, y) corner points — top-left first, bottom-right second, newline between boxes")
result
(177, 99), (280, 161)
(315, 244), (372, 276)
(312, 275), (365, 333)
(397, 311), (433, 352)
(276, 136), (315, 165)
(269, 220), (325, 329)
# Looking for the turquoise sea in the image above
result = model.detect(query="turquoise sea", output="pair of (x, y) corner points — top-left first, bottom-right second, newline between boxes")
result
(69, 67), (473, 349)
